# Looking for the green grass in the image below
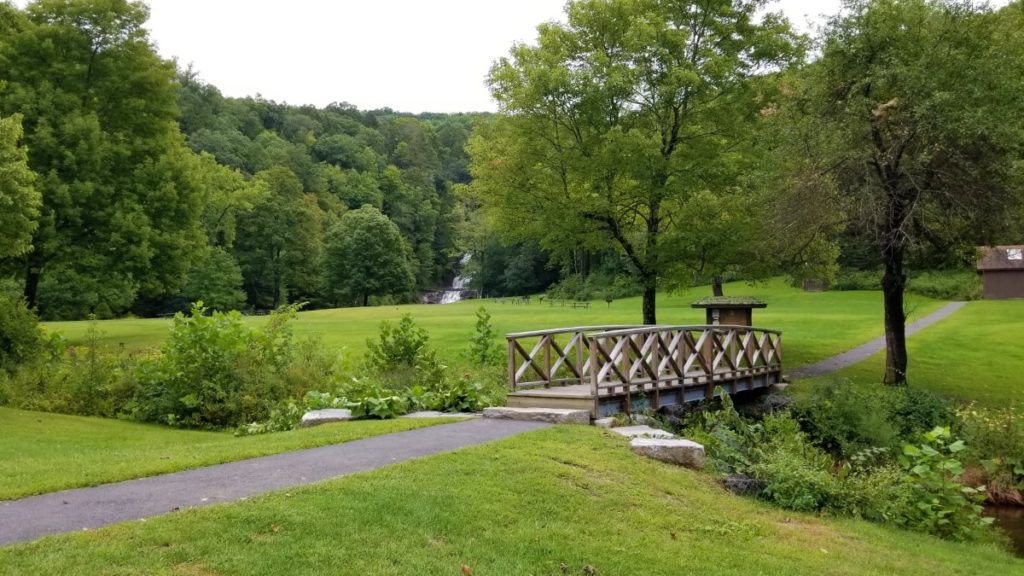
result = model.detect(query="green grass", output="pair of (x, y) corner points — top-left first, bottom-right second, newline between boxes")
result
(1, 426), (1019, 575)
(0, 407), (459, 501)
(44, 279), (943, 369)
(803, 300), (1024, 405)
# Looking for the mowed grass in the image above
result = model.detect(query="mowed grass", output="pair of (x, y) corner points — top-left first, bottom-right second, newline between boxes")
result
(0, 426), (1019, 575)
(0, 407), (459, 501)
(803, 300), (1024, 405)
(44, 279), (943, 369)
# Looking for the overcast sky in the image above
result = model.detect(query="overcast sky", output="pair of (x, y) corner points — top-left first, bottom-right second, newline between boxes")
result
(136, 0), (852, 113)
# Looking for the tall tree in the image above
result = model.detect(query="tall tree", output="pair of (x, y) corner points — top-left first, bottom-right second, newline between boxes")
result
(0, 0), (206, 317)
(234, 167), (323, 308)
(468, 0), (800, 323)
(791, 0), (1024, 384)
(0, 114), (39, 259)
(322, 205), (414, 307)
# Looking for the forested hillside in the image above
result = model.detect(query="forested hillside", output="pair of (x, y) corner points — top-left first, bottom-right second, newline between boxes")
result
(0, 0), (499, 320)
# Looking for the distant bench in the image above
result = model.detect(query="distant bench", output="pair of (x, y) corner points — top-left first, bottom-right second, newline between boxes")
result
(571, 301), (590, 309)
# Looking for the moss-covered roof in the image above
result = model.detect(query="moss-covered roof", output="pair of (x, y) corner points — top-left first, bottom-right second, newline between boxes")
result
(691, 296), (767, 308)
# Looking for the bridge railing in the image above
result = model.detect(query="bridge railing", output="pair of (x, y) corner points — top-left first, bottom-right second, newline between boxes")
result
(507, 325), (782, 398)
(505, 326), (643, 391)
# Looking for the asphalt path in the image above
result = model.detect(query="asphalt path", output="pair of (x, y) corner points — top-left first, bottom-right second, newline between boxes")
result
(787, 301), (967, 380)
(0, 418), (549, 547)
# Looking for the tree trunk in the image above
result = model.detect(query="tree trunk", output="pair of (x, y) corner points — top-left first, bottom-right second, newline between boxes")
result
(642, 276), (656, 325)
(23, 263), (41, 309)
(362, 293), (369, 307)
(881, 237), (908, 385)
(712, 276), (724, 297)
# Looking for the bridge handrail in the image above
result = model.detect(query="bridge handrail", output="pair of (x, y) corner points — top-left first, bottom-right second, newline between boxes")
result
(590, 324), (782, 338)
(504, 325), (644, 339)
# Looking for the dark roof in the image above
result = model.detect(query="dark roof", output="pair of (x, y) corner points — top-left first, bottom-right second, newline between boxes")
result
(691, 296), (767, 309)
(977, 245), (1024, 272)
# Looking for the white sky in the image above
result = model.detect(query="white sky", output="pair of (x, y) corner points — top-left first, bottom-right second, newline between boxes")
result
(141, 0), (845, 113)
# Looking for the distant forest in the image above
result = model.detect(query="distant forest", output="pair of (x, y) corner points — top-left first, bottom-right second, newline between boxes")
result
(0, 0), (561, 320)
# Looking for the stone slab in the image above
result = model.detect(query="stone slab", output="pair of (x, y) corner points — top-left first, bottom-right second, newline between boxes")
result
(300, 409), (353, 427)
(609, 425), (676, 439)
(483, 406), (590, 425)
(630, 438), (706, 469)
(401, 411), (479, 419)
(593, 417), (616, 429)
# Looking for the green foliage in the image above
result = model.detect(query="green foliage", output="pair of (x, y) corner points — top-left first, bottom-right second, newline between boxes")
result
(365, 314), (434, 375)
(688, 389), (991, 542)
(789, 380), (952, 456)
(470, 0), (802, 323)
(0, 294), (43, 372)
(831, 269), (882, 291)
(955, 404), (1024, 500)
(899, 427), (992, 541)
(0, 114), (39, 259)
(467, 307), (501, 366)
(183, 246), (247, 311)
(322, 205), (414, 307)
(134, 302), (306, 428)
(907, 270), (982, 301)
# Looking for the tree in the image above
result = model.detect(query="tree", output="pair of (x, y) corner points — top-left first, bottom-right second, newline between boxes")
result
(790, 0), (1024, 384)
(322, 205), (414, 307)
(0, 0), (206, 315)
(234, 167), (323, 308)
(468, 0), (800, 323)
(183, 246), (247, 312)
(0, 114), (39, 259)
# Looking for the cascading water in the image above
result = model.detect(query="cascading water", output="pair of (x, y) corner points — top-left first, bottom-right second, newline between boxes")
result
(439, 254), (472, 304)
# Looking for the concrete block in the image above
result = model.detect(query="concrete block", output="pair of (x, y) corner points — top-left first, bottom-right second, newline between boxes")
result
(483, 407), (590, 425)
(630, 438), (706, 469)
(609, 425), (676, 439)
(300, 409), (353, 427)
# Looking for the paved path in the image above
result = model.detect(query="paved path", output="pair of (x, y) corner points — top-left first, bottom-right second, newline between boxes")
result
(0, 418), (549, 547)
(787, 301), (967, 380)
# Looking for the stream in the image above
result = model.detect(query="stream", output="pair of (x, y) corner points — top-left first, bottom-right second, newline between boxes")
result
(987, 505), (1024, 556)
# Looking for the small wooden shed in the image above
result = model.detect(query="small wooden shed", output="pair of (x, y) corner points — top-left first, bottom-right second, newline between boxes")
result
(692, 296), (767, 326)
(977, 245), (1024, 299)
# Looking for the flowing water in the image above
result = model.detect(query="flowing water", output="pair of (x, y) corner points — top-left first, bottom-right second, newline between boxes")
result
(987, 505), (1024, 557)
(439, 254), (472, 304)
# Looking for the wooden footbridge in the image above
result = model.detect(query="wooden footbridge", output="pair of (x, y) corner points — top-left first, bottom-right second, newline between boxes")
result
(505, 324), (782, 418)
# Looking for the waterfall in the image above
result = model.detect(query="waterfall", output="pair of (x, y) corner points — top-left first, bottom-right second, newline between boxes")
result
(439, 254), (472, 304)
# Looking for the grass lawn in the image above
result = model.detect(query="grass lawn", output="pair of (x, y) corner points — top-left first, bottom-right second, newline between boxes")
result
(0, 407), (459, 501)
(801, 300), (1024, 405)
(0, 426), (1019, 575)
(44, 279), (943, 369)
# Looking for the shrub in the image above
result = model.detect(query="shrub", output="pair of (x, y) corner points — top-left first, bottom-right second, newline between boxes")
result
(955, 403), (1024, 503)
(468, 307), (502, 366)
(899, 426), (992, 541)
(134, 302), (304, 428)
(831, 269), (882, 291)
(0, 294), (43, 372)
(789, 380), (900, 456)
(366, 314), (429, 372)
(907, 269), (982, 301)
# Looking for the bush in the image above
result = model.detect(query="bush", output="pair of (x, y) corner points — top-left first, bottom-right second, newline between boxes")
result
(134, 302), (306, 428)
(907, 269), (982, 301)
(831, 269), (882, 291)
(789, 380), (952, 457)
(789, 380), (900, 456)
(0, 294), (43, 372)
(955, 403), (1024, 503)
(467, 307), (502, 366)
(899, 427), (992, 541)
(685, 391), (992, 541)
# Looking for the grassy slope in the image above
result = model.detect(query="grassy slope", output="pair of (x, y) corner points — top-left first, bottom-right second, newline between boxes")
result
(44, 280), (943, 369)
(0, 407), (458, 501)
(0, 426), (1019, 575)
(803, 300), (1024, 405)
